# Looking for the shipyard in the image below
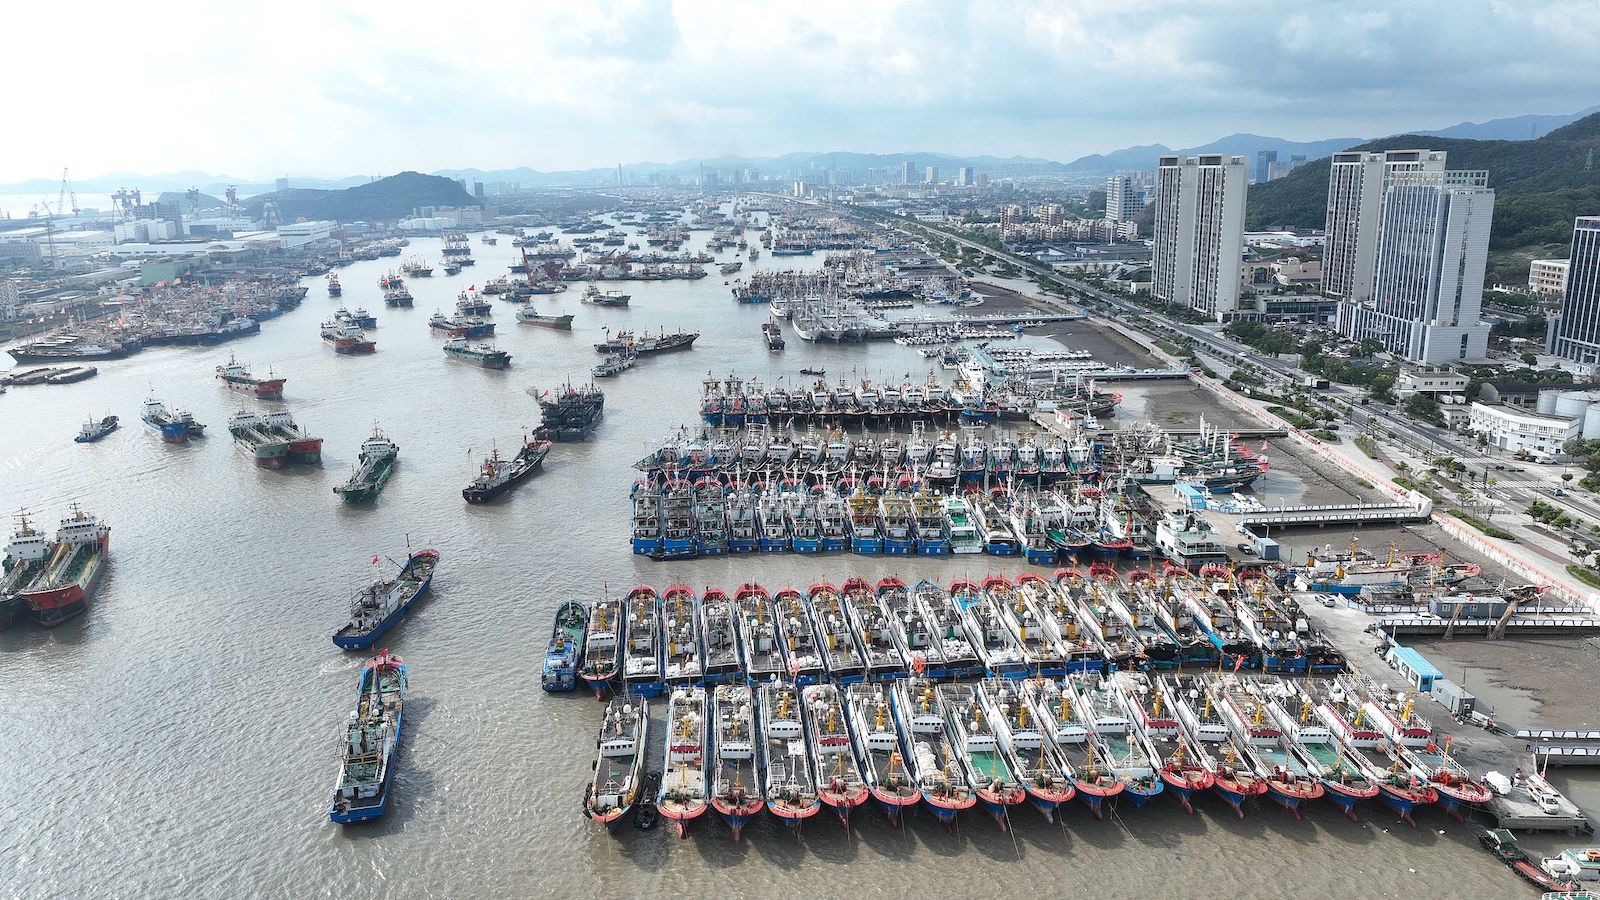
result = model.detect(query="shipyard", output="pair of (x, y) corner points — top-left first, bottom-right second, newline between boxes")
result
(5, 15), (1600, 894)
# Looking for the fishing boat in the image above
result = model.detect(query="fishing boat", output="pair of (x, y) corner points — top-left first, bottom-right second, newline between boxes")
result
(141, 397), (191, 443)
(584, 698), (650, 831)
(1211, 674), (1321, 817)
(734, 583), (786, 682)
(1110, 671), (1210, 814)
(442, 337), (511, 369)
(912, 493), (951, 554)
(758, 680), (822, 828)
(1400, 736), (1492, 822)
(1161, 672), (1265, 817)
(886, 579), (947, 678)
(698, 589), (742, 685)
(1020, 677), (1122, 818)
(332, 426), (400, 503)
(330, 549), (440, 649)
(623, 586), (664, 697)
(593, 350), (637, 378)
(709, 685), (763, 841)
(2, 511), (52, 630)
(581, 593), (624, 698)
(541, 600), (588, 692)
(844, 577), (908, 681)
(19, 506), (110, 627)
(879, 494), (916, 554)
(461, 436), (552, 503)
(328, 651), (405, 824)
(807, 581), (867, 683)
(516, 308), (575, 330)
(661, 584), (704, 686)
(952, 577), (1027, 678)
(981, 678), (1075, 822)
(914, 579), (983, 678)
(1073, 673), (1165, 808)
(1001, 574), (1067, 676)
(943, 496), (983, 554)
(1311, 677), (1437, 826)
(892, 677), (975, 829)
(844, 682), (919, 825)
(215, 355), (285, 399)
(1267, 681), (1379, 821)
(803, 682), (870, 827)
(658, 687), (710, 839)
(937, 682), (1025, 830)
(774, 587), (825, 685)
(846, 492), (882, 553)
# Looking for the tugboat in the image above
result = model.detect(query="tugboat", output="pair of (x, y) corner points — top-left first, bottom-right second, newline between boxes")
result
(542, 600), (588, 692)
(845, 682), (920, 826)
(142, 397), (191, 443)
(710, 684), (764, 841)
(442, 337), (511, 369)
(330, 548), (440, 649)
(215, 354), (285, 399)
(759, 679), (821, 829)
(581, 593), (624, 699)
(893, 676), (976, 830)
(73, 414), (118, 443)
(658, 687), (710, 838)
(329, 650), (405, 824)
(584, 697), (650, 831)
(20, 506), (110, 627)
(2, 511), (53, 630)
(461, 436), (552, 503)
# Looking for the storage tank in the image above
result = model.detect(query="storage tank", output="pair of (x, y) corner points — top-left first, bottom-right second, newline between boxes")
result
(1537, 389), (1560, 415)
(1554, 390), (1600, 419)
(1583, 404), (1600, 440)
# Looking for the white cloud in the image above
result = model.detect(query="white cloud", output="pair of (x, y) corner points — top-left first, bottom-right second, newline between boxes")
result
(2, 0), (1597, 182)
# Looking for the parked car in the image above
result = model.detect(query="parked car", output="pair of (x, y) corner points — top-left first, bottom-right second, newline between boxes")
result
(1236, 542), (1256, 556)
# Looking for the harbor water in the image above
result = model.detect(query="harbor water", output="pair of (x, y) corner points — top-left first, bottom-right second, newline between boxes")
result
(0, 231), (1558, 898)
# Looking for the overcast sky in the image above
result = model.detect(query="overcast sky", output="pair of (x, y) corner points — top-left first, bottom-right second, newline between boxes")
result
(5, 0), (1598, 182)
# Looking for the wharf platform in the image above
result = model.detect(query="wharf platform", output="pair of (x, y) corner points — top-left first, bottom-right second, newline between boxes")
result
(891, 312), (1086, 330)
(1372, 614), (1600, 637)
(1515, 730), (1600, 768)
(1236, 499), (1434, 528)
(1486, 788), (1594, 833)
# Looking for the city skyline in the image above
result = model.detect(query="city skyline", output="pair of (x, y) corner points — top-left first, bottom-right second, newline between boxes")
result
(5, 0), (1600, 183)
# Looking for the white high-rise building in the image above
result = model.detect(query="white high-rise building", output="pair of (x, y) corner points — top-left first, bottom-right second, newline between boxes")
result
(1105, 174), (1145, 223)
(1323, 149), (1447, 304)
(1336, 169), (1494, 363)
(1549, 217), (1600, 363)
(1152, 155), (1248, 322)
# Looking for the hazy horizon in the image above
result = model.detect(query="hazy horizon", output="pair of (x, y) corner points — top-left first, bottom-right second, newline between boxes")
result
(6, 0), (1599, 183)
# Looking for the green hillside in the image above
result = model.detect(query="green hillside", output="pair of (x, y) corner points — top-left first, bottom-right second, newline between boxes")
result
(1245, 113), (1600, 284)
(243, 171), (476, 222)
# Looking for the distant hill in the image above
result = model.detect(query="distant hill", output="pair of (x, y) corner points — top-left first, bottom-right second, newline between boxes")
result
(156, 190), (226, 211)
(1061, 134), (1364, 175)
(1246, 112), (1600, 231)
(1409, 106), (1600, 141)
(241, 172), (476, 222)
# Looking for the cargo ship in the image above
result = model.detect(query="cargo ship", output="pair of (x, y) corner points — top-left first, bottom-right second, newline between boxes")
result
(516, 309), (575, 330)
(462, 436), (552, 503)
(442, 337), (511, 369)
(19, 505), (110, 627)
(331, 549), (439, 649)
(215, 355), (285, 400)
(333, 426), (400, 503)
(321, 321), (376, 354)
(329, 650), (405, 824)
(2, 511), (52, 630)
(258, 411), (323, 464)
(142, 396), (192, 443)
(227, 411), (290, 467)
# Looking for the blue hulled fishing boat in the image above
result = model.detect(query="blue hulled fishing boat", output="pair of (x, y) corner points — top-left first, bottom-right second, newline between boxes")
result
(329, 650), (406, 824)
(541, 600), (589, 692)
(331, 549), (440, 650)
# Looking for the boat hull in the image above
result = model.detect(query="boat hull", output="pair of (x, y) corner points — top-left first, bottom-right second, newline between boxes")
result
(24, 550), (106, 628)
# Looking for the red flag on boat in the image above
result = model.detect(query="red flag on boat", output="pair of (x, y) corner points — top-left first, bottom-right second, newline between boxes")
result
(371, 556), (380, 565)
(468, 284), (475, 290)
(1261, 440), (1269, 451)
(1233, 654), (1245, 672)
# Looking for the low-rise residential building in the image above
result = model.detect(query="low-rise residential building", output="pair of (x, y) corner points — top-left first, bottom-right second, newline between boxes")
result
(1397, 369), (1469, 402)
(1468, 402), (1581, 456)
(1528, 258), (1569, 295)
